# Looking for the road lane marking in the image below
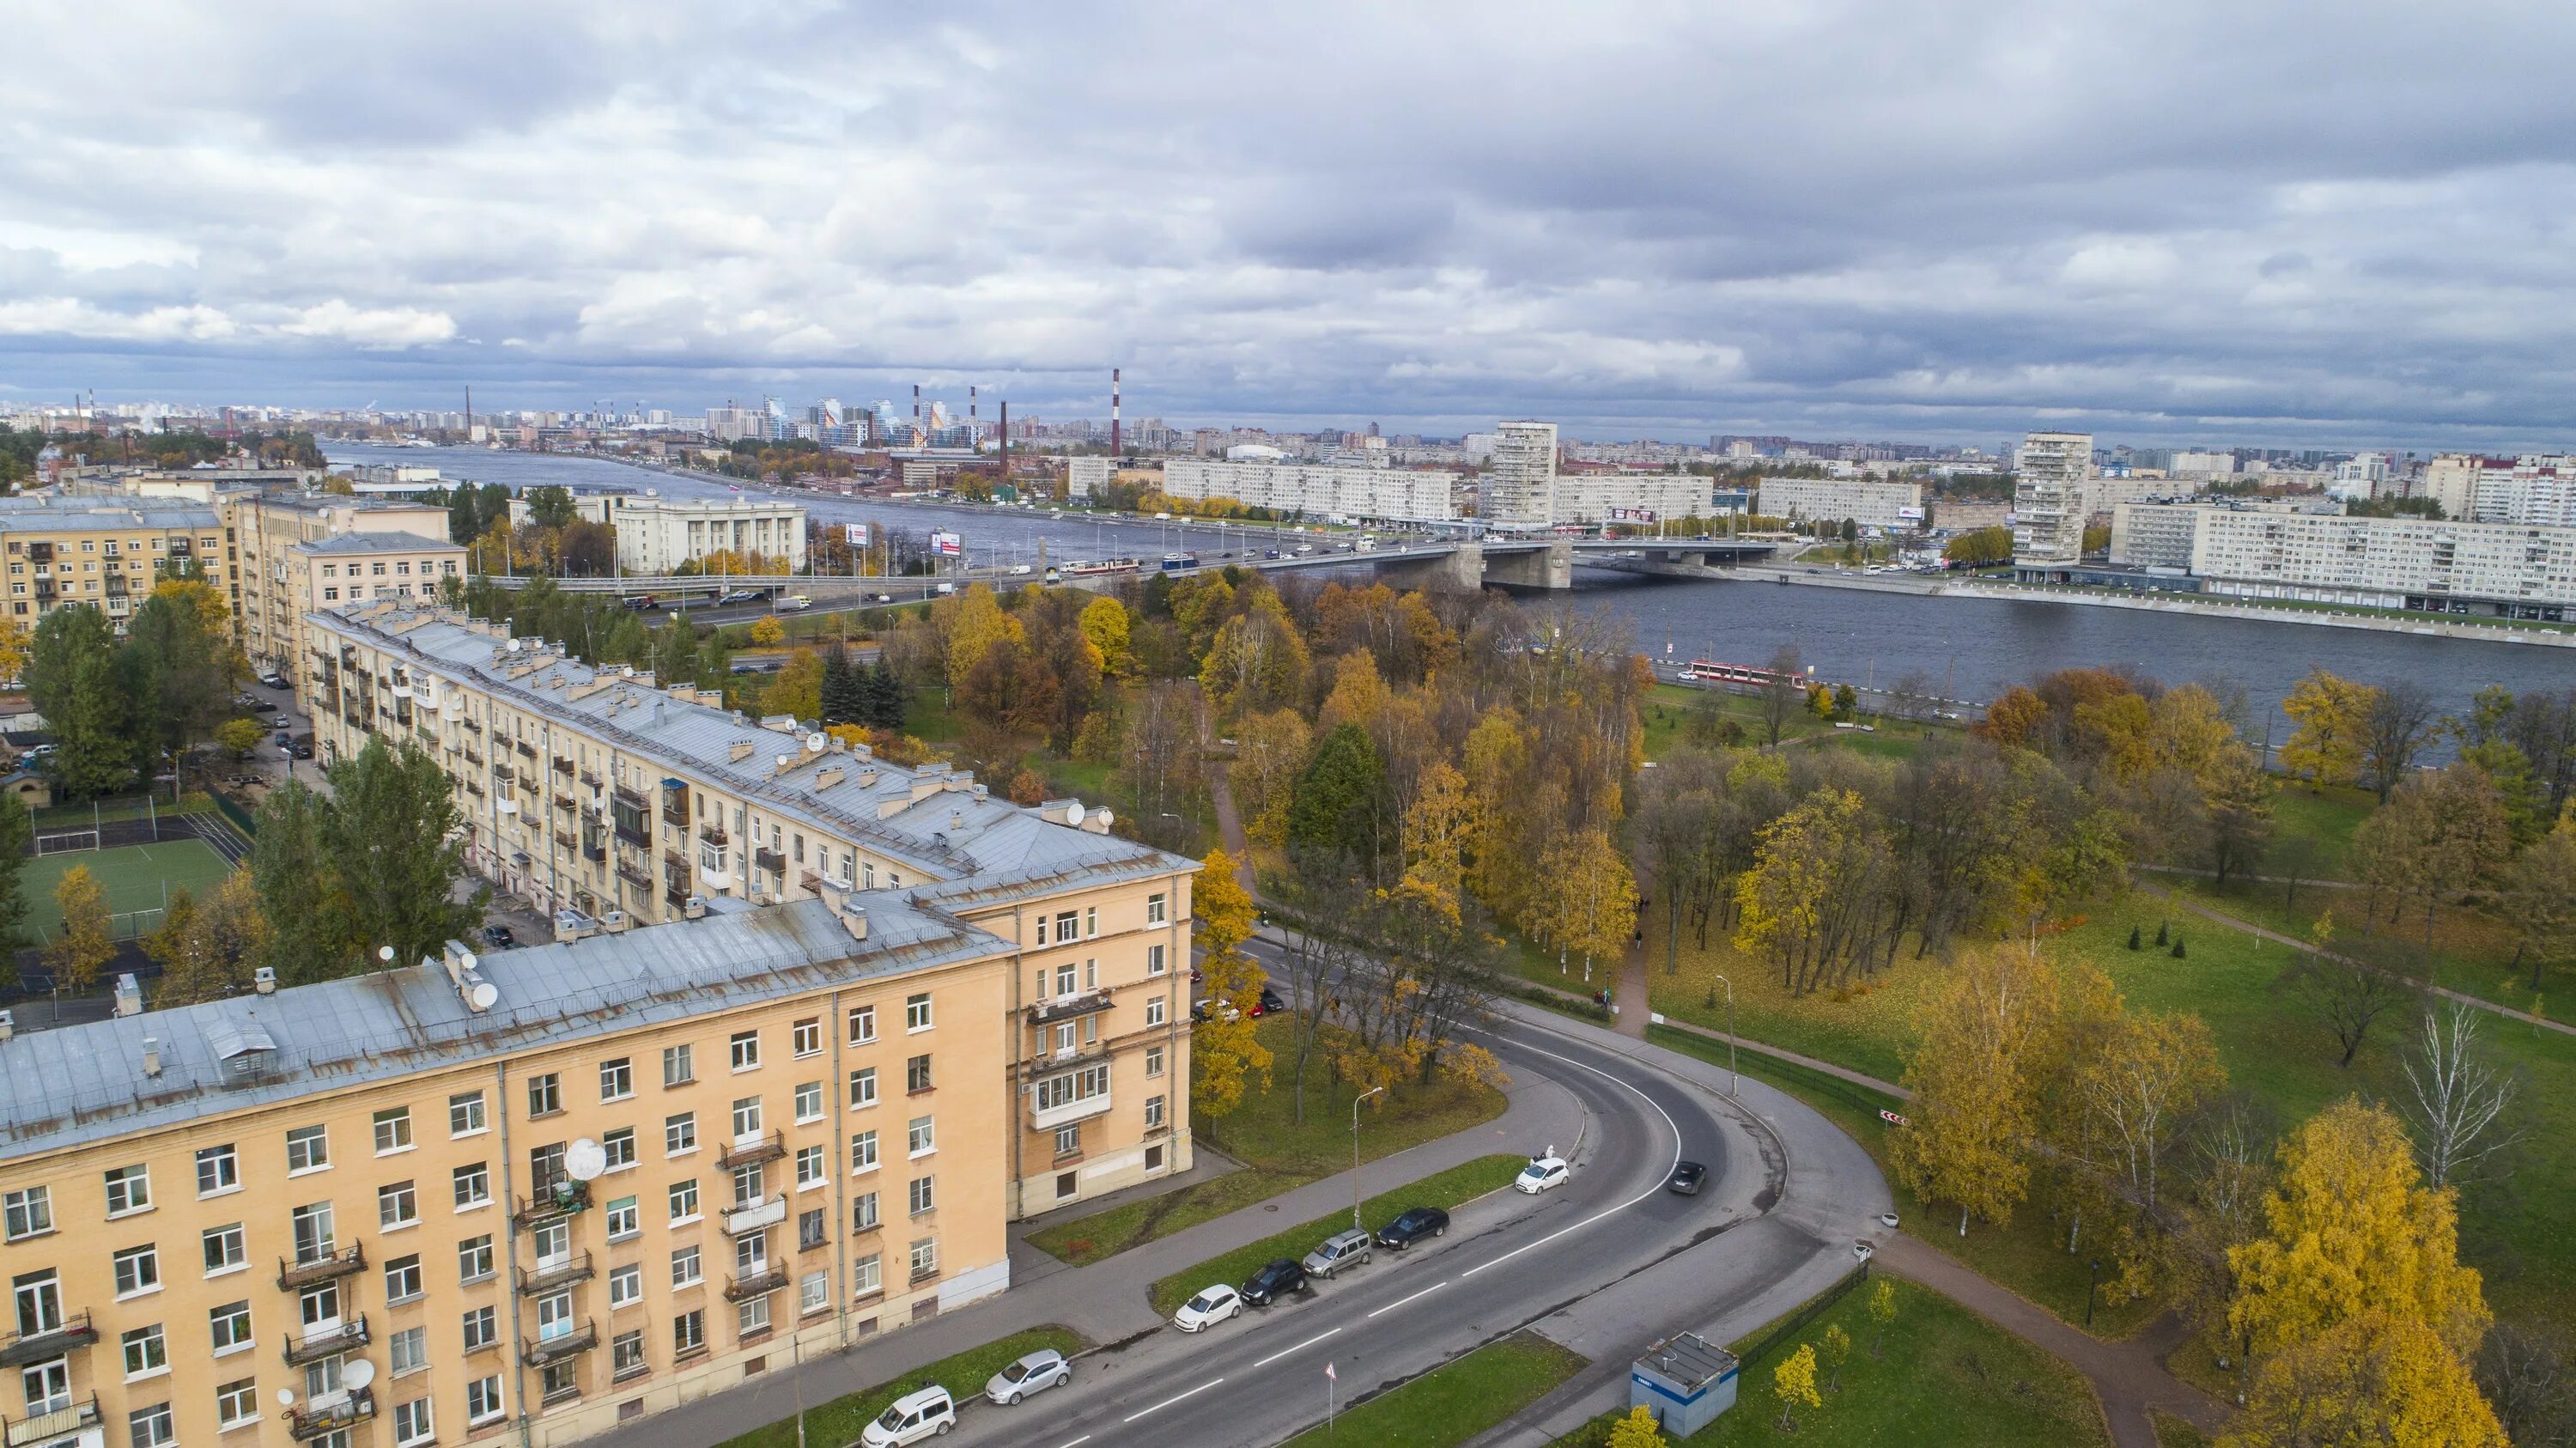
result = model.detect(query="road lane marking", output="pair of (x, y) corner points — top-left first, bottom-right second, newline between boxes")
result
(1365, 1281), (1449, 1318)
(1049, 1439), (1091, 1448)
(1124, 1378), (1224, 1423)
(1252, 1327), (1342, 1367)
(1458, 1032), (1685, 1280)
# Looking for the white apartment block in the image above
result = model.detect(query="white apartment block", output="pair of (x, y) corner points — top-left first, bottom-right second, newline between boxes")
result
(2168, 451), (2238, 476)
(1066, 457), (1112, 500)
(1483, 422), (1560, 530)
(2013, 431), (2093, 567)
(598, 497), (807, 574)
(1548, 472), (1711, 527)
(2110, 502), (2576, 618)
(2465, 456), (2576, 528)
(1754, 477), (1923, 529)
(1157, 459), (1460, 522)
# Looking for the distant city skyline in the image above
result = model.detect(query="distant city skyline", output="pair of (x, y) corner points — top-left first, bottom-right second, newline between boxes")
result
(9, 3), (2576, 453)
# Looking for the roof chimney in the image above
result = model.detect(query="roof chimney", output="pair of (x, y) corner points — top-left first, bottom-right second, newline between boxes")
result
(253, 968), (277, 995)
(141, 1037), (162, 1077)
(0, 1009), (15, 1042)
(113, 973), (143, 1019)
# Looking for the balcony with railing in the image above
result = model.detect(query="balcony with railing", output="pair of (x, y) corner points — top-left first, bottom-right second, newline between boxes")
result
(616, 861), (652, 890)
(515, 739), (538, 761)
(723, 1265), (787, 1303)
(1029, 1086), (1115, 1133)
(696, 823), (727, 846)
(523, 1321), (598, 1367)
(3, 1395), (97, 1448)
(716, 1129), (786, 1171)
(1026, 989), (1114, 1025)
(281, 1313), (369, 1367)
(721, 1194), (787, 1236)
(276, 1243), (366, 1292)
(553, 756), (574, 776)
(0, 1311), (96, 1367)
(517, 1250), (595, 1296)
(285, 1387), (374, 1441)
(513, 1179), (592, 1231)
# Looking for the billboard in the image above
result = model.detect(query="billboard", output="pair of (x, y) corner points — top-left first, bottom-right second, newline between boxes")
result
(1897, 506), (1925, 521)
(844, 522), (870, 546)
(931, 532), (963, 557)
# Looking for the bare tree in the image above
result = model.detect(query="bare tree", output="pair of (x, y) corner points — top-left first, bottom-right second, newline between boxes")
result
(2476, 1321), (2576, 1448)
(2282, 953), (2417, 1068)
(1886, 669), (1939, 728)
(1759, 643), (1804, 747)
(2400, 1001), (2524, 1189)
(1268, 855), (1368, 1125)
(2360, 679), (2441, 803)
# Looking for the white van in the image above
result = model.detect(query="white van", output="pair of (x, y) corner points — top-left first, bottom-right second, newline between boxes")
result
(772, 594), (812, 612)
(860, 1385), (956, 1445)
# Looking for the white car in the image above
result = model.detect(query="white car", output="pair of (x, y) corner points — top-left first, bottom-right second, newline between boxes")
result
(1172, 1283), (1242, 1333)
(1008, 564), (1033, 575)
(1515, 1156), (1571, 1194)
(860, 1384), (956, 1445)
(985, 1348), (1071, 1405)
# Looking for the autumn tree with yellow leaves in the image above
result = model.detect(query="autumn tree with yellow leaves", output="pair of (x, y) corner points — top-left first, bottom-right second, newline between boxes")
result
(1188, 850), (1273, 1121)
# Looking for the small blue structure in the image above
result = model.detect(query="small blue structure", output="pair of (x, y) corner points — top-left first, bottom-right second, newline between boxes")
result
(1629, 1330), (1738, 1436)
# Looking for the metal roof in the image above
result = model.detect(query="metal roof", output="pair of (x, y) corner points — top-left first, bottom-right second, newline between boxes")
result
(0, 895), (996, 1161)
(289, 530), (465, 556)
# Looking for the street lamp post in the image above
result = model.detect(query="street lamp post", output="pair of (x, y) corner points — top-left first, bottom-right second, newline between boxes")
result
(1707, 972), (1739, 1097)
(2086, 1258), (2101, 1328)
(1351, 1086), (1386, 1229)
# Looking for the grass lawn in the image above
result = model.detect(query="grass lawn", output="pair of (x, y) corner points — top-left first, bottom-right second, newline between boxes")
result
(1146, 1153), (1526, 1317)
(1026, 1016), (1510, 1266)
(2263, 781), (2375, 878)
(21, 837), (237, 942)
(711, 1324), (1084, 1448)
(1642, 683), (1835, 758)
(1277, 1331), (1584, 1448)
(2153, 1409), (2215, 1448)
(2158, 873), (2567, 1019)
(1645, 897), (2576, 1331)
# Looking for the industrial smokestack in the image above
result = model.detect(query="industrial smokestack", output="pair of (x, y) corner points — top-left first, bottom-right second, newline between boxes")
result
(999, 401), (1009, 479)
(969, 385), (977, 424)
(913, 384), (920, 423)
(1111, 367), (1121, 456)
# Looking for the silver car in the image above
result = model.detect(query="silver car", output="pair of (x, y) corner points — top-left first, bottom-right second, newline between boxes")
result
(984, 1348), (1071, 1405)
(1303, 1227), (1374, 1280)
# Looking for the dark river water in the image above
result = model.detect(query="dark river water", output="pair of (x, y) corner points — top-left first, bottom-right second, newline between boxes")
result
(331, 444), (2568, 728)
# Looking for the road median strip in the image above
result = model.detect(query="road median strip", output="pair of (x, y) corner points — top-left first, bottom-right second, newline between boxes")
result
(1274, 1329), (1586, 1448)
(711, 1324), (1085, 1448)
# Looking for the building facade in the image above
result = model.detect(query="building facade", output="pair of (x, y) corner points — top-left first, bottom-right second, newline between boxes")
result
(302, 604), (1194, 1220)
(230, 495), (457, 686)
(2464, 457), (2576, 528)
(2012, 431), (2093, 569)
(2108, 502), (2576, 618)
(1157, 459), (1460, 522)
(1482, 422), (1559, 530)
(1753, 477), (1923, 530)
(0, 503), (230, 631)
(1548, 472), (1711, 527)
(0, 899), (1036, 1448)
(600, 501), (806, 575)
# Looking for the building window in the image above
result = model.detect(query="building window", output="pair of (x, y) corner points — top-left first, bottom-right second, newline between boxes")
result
(1055, 1123), (1083, 1157)
(852, 1189), (880, 1232)
(215, 1377), (258, 1428)
(121, 1323), (167, 1378)
(385, 1253), (423, 1302)
(449, 1091), (487, 1136)
(908, 1176), (935, 1216)
(1145, 1045), (1165, 1078)
(847, 1005), (876, 1044)
(666, 1112), (697, 1155)
(202, 1222), (246, 1274)
(792, 1019), (822, 1058)
(100, 1165), (150, 1217)
(467, 1374), (506, 1425)
(380, 1180), (420, 1229)
(609, 1262), (642, 1309)
(1085, 905), (1098, 938)
(463, 1305), (497, 1354)
(674, 1310), (705, 1356)
(1147, 942), (1167, 976)
(391, 1323), (428, 1374)
(907, 1116), (935, 1158)
(906, 1054), (933, 1093)
(3, 1187), (48, 1239)
(848, 1068), (877, 1109)
(904, 993), (932, 1032)
(669, 1179), (700, 1224)
(291, 1202), (335, 1261)
(1034, 915), (1048, 947)
(671, 1245), (702, 1289)
(731, 1096), (763, 1139)
(852, 1252), (882, 1297)
(909, 1238), (938, 1279)
(794, 1080), (823, 1123)
(1146, 1094), (1166, 1129)
(286, 1125), (330, 1173)
(458, 1235), (495, 1284)
(113, 1244), (161, 1297)
(599, 1058), (635, 1101)
(1054, 910), (1078, 943)
(210, 1300), (252, 1354)
(196, 1144), (239, 1196)
(604, 1128), (637, 1171)
(613, 1329), (647, 1378)
(527, 1073), (562, 1116)
(454, 1161), (490, 1210)
(1148, 892), (1168, 924)
(664, 1043), (695, 1086)
(128, 1402), (174, 1448)
(393, 1397), (434, 1447)
(737, 1296), (771, 1338)
(796, 1147), (826, 1189)
(1146, 996), (1166, 1027)
(730, 1031), (761, 1072)
(606, 1194), (641, 1239)
(849, 1131), (878, 1173)
(373, 1107), (414, 1154)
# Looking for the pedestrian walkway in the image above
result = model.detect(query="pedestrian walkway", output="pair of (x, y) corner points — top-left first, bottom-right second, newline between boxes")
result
(1878, 1235), (2230, 1448)
(1612, 943), (1649, 1041)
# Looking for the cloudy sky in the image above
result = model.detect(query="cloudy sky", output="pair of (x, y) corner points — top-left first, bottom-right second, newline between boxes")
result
(4, 0), (2573, 448)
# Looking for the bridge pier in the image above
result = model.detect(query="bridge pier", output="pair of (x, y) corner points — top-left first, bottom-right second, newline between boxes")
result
(1483, 538), (1575, 590)
(1376, 541), (1488, 593)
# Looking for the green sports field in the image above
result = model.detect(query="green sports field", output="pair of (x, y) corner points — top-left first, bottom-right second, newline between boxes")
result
(20, 837), (239, 942)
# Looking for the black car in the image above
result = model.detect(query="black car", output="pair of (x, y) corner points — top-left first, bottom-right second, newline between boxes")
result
(1249, 985), (1285, 1018)
(1375, 1206), (1449, 1250)
(1667, 1161), (1708, 1196)
(1238, 1258), (1308, 1306)
(481, 924), (517, 950)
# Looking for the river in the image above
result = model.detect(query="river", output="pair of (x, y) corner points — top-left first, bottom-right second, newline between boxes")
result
(328, 443), (2563, 727)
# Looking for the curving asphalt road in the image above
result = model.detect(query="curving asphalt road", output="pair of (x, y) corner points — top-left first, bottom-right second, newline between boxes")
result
(932, 984), (1889, 1448)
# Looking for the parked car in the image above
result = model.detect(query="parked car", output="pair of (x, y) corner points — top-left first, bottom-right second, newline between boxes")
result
(1515, 1156), (1571, 1194)
(481, 924), (517, 950)
(1171, 1283), (1242, 1332)
(288, 740), (314, 759)
(256, 670), (289, 690)
(1667, 1161), (1707, 1196)
(983, 1348), (1071, 1405)
(1302, 1228), (1373, 1280)
(1376, 1206), (1449, 1250)
(1248, 985), (1284, 1018)
(1239, 1258), (1309, 1306)
(860, 1385), (956, 1445)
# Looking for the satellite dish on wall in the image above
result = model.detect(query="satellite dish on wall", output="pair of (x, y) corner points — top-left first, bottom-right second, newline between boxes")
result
(1094, 808), (1114, 829)
(276, 1389), (297, 1408)
(566, 1138), (608, 1183)
(343, 1359), (376, 1391)
(1065, 802), (1085, 827)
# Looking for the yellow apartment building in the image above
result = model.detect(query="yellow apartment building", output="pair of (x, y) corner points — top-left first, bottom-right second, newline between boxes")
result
(0, 504), (232, 631)
(0, 896), (1033, 1448)
(307, 601), (1195, 1220)
(227, 496), (458, 688)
